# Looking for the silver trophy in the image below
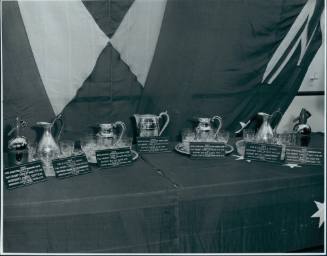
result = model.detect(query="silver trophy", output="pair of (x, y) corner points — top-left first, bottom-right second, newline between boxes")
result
(194, 116), (222, 141)
(133, 111), (170, 137)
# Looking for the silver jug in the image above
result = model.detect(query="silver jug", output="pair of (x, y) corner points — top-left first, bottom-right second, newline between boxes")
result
(134, 111), (170, 137)
(36, 114), (63, 176)
(97, 121), (126, 147)
(255, 111), (281, 143)
(195, 116), (222, 141)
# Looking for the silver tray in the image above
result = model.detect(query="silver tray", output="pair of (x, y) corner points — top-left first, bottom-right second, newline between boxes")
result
(87, 149), (139, 164)
(175, 142), (234, 156)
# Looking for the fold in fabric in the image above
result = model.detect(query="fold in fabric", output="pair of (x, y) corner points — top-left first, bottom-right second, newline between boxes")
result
(18, 1), (109, 115)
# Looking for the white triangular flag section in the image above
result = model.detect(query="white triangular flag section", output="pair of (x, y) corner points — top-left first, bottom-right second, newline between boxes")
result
(110, 0), (167, 86)
(18, 1), (109, 115)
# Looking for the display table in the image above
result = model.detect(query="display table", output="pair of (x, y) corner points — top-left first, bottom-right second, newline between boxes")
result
(3, 134), (324, 253)
(142, 134), (324, 252)
(3, 159), (179, 253)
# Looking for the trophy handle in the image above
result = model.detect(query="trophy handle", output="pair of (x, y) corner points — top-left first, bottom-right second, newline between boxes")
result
(52, 113), (64, 142)
(270, 109), (282, 133)
(113, 121), (126, 146)
(211, 115), (223, 138)
(158, 111), (170, 136)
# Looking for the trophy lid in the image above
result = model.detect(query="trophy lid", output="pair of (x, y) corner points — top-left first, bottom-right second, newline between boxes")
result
(8, 117), (28, 150)
(8, 136), (28, 150)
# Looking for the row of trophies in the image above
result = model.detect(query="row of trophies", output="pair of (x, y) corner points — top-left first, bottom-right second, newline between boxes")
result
(7, 108), (312, 175)
(7, 111), (230, 174)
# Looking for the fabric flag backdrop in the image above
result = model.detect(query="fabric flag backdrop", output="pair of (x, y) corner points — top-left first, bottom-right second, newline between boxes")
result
(3, 0), (324, 147)
(18, 0), (109, 115)
(138, 0), (324, 138)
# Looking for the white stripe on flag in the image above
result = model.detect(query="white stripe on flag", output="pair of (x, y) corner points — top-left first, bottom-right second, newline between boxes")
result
(276, 9), (325, 133)
(110, 0), (167, 87)
(18, 1), (109, 115)
(261, 0), (319, 85)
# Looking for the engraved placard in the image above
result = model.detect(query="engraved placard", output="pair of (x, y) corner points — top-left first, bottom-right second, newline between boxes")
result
(4, 161), (47, 189)
(52, 154), (91, 179)
(285, 146), (323, 165)
(137, 136), (170, 153)
(96, 147), (133, 168)
(189, 142), (226, 159)
(244, 142), (283, 163)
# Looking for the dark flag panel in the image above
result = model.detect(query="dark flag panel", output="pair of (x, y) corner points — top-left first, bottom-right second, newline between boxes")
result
(139, 0), (323, 139)
(60, 43), (143, 139)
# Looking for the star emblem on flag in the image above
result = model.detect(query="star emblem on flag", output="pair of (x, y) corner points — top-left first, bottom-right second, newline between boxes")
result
(283, 163), (301, 168)
(311, 201), (325, 228)
(232, 154), (244, 160)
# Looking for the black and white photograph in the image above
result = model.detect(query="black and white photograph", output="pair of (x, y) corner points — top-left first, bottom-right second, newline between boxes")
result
(1, 0), (326, 254)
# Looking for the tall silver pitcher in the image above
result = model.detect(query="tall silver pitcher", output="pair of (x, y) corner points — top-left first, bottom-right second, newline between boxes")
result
(36, 114), (63, 176)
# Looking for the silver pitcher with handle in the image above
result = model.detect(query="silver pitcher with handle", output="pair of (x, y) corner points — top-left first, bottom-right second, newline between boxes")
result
(97, 121), (126, 147)
(195, 116), (223, 141)
(134, 111), (170, 137)
(255, 111), (281, 143)
(36, 114), (64, 176)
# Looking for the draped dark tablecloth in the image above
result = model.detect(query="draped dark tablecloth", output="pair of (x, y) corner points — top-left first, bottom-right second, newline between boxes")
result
(3, 134), (324, 253)
(3, 159), (179, 253)
(141, 133), (324, 252)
